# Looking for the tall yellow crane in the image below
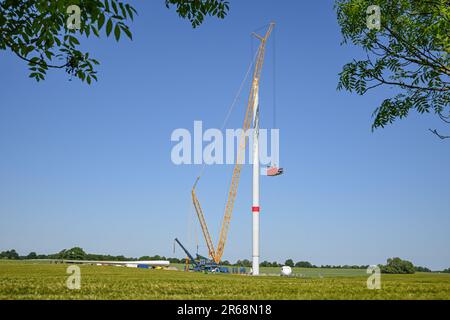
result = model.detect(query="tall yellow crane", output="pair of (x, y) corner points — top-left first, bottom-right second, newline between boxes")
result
(191, 23), (275, 264)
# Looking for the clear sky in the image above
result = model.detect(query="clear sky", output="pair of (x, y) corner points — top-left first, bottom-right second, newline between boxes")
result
(1, 1), (449, 270)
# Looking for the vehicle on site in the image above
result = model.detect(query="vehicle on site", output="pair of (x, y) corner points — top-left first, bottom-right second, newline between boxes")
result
(174, 238), (229, 273)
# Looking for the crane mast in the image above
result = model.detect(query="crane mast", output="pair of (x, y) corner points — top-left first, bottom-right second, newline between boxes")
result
(191, 23), (274, 265)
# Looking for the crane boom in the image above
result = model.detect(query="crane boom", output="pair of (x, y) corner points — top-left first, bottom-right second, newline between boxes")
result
(192, 177), (216, 260)
(192, 23), (274, 264)
(174, 238), (199, 268)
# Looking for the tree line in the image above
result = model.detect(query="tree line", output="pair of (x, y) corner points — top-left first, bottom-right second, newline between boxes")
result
(0, 248), (135, 261)
(1, 248), (444, 273)
(0, 248), (364, 268)
(379, 257), (433, 274)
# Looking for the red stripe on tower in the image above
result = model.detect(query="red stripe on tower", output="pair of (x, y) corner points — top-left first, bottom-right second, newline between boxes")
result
(252, 206), (260, 213)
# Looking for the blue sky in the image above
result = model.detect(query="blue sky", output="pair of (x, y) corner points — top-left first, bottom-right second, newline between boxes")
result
(1, 1), (449, 270)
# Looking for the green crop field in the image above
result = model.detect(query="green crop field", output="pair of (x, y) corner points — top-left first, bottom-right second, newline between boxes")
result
(171, 263), (368, 277)
(0, 261), (449, 299)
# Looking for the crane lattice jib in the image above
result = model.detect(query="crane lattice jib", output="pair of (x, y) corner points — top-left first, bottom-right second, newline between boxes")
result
(192, 23), (274, 264)
(192, 178), (216, 260)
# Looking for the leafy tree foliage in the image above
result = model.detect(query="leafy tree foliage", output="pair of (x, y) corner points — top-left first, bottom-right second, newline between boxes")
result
(0, 0), (228, 83)
(165, 0), (229, 28)
(58, 247), (87, 260)
(414, 265), (432, 272)
(235, 259), (252, 267)
(336, 0), (450, 137)
(295, 261), (313, 268)
(0, 0), (136, 83)
(284, 259), (294, 267)
(26, 252), (38, 259)
(0, 249), (19, 259)
(260, 260), (270, 267)
(379, 257), (415, 274)
(260, 261), (280, 267)
(443, 267), (450, 273)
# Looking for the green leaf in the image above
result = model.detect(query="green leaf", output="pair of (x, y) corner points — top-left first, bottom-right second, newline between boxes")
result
(106, 18), (113, 36)
(69, 36), (80, 45)
(125, 4), (134, 20)
(98, 14), (106, 30)
(111, 1), (118, 14)
(92, 26), (100, 37)
(114, 24), (121, 41)
(44, 51), (53, 60)
(121, 26), (132, 40)
(23, 45), (34, 56)
(119, 2), (127, 18)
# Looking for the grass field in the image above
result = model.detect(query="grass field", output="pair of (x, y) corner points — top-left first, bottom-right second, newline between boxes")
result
(171, 263), (369, 277)
(1, 261), (449, 299)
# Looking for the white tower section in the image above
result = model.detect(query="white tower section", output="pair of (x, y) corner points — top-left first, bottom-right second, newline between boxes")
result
(252, 84), (260, 276)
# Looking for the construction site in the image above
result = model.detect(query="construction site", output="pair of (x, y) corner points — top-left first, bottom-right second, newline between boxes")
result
(1, 1), (449, 302)
(170, 23), (285, 276)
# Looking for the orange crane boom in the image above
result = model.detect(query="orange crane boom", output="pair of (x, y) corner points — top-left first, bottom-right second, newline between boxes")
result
(192, 23), (274, 264)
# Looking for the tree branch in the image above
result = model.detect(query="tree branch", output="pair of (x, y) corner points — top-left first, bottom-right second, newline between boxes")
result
(372, 74), (449, 92)
(438, 112), (450, 124)
(429, 128), (450, 139)
(3, 35), (67, 69)
(384, 26), (450, 76)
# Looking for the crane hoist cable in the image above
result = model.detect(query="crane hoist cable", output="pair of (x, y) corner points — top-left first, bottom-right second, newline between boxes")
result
(191, 23), (275, 264)
(194, 49), (258, 183)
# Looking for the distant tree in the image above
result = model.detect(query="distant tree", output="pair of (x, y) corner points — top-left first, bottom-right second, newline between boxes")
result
(380, 257), (415, 274)
(26, 252), (37, 259)
(415, 266), (432, 273)
(295, 261), (313, 268)
(168, 257), (181, 264)
(46, 253), (60, 259)
(284, 259), (294, 267)
(360, 265), (370, 269)
(115, 255), (127, 261)
(271, 261), (280, 268)
(58, 247), (86, 260)
(222, 260), (230, 266)
(260, 261), (270, 267)
(234, 259), (251, 267)
(10, 249), (19, 259)
(0, 249), (19, 260)
(138, 256), (152, 261)
(442, 268), (450, 273)
(241, 259), (251, 267)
